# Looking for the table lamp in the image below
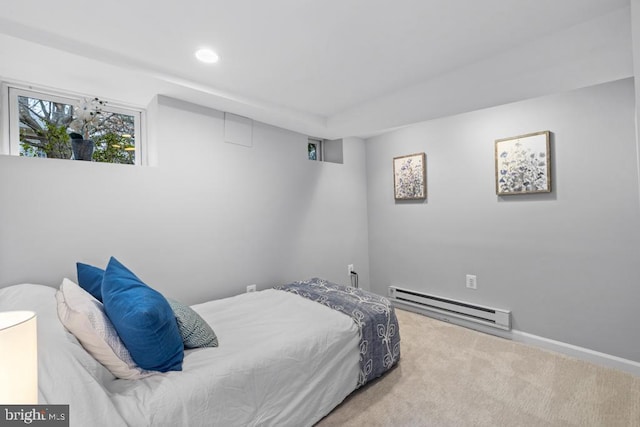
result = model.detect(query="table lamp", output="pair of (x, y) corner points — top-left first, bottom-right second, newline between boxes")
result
(0, 311), (37, 404)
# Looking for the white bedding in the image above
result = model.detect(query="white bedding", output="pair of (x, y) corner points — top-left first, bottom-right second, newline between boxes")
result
(0, 284), (360, 427)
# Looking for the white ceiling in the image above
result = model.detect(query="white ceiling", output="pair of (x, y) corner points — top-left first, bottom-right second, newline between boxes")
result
(0, 0), (633, 139)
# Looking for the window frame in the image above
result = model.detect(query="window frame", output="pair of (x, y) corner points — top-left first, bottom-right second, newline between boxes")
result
(2, 82), (145, 165)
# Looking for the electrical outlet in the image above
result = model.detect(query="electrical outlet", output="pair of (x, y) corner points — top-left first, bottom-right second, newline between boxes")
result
(348, 264), (354, 275)
(246, 284), (256, 293)
(466, 274), (477, 290)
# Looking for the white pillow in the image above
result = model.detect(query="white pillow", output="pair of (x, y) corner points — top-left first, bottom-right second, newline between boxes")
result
(56, 278), (157, 379)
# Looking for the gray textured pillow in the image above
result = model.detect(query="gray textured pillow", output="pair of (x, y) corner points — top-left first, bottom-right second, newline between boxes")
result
(168, 299), (218, 348)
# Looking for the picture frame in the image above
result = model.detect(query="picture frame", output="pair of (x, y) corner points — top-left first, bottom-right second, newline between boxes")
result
(393, 152), (426, 200)
(495, 131), (551, 196)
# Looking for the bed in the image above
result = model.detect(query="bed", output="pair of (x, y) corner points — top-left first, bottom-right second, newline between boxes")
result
(0, 275), (400, 426)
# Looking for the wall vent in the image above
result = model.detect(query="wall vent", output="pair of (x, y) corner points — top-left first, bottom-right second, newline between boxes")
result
(389, 286), (511, 330)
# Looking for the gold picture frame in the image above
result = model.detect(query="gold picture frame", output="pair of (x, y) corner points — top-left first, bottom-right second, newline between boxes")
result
(393, 152), (426, 200)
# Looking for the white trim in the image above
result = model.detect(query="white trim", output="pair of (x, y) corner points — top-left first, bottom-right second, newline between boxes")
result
(1, 80), (145, 165)
(1, 77), (147, 111)
(0, 81), (10, 155)
(511, 329), (640, 377)
(138, 109), (148, 167)
(394, 301), (640, 377)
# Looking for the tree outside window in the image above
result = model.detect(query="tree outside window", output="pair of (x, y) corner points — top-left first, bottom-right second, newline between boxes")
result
(308, 138), (323, 161)
(10, 87), (140, 164)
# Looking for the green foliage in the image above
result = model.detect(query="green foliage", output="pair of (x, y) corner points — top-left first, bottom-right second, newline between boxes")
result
(44, 122), (72, 159)
(19, 141), (41, 158)
(18, 93), (136, 163)
(20, 122), (71, 159)
(92, 133), (135, 164)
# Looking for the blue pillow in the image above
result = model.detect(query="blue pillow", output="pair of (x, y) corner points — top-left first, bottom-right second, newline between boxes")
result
(101, 257), (183, 372)
(76, 262), (105, 301)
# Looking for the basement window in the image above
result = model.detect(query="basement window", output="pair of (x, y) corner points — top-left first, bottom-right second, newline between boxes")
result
(308, 138), (323, 161)
(3, 84), (143, 165)
(308, 137), (343, 164)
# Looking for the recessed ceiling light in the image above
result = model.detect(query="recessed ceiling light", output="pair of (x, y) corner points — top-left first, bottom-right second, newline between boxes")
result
(195, 48), (219, 64)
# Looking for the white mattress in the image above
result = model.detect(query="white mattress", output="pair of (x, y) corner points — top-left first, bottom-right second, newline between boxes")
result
(0, 284), (360, 427)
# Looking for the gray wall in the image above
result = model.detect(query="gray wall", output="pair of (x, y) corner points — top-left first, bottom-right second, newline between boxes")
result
(1, 72), (638, 364)
(365, 78), (640, 363)
(0, 96), (370, 304)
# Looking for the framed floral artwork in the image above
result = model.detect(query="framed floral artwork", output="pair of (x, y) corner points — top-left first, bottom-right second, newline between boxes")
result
(393, 152), (426, 200)
(495, 131), (551, 195)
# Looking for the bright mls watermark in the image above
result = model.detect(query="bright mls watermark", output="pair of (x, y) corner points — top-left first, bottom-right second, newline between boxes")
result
(0, 405), (68, 426)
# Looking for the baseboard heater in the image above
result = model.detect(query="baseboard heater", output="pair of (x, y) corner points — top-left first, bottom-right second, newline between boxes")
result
(389, 286), (511, 330)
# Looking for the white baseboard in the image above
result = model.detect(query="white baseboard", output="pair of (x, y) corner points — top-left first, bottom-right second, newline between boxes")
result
(511, 329), (640, 377)
(393, 301), (640, 377)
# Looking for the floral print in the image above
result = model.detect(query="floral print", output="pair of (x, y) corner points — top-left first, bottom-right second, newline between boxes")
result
(394, 153), (426, 199)
(496, 134), (550, 194)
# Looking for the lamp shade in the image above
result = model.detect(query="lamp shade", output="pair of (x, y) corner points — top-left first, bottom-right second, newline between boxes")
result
(0, 311), (37, 404)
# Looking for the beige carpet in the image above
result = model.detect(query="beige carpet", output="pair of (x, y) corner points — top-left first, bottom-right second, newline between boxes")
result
(317, 309), (640, 427)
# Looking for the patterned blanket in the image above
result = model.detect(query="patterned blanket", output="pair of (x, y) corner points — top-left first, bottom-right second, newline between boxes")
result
(274, 278), (400, 387)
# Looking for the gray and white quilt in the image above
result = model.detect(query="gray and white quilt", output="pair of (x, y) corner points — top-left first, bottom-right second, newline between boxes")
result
(274, 278), (401, 387)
